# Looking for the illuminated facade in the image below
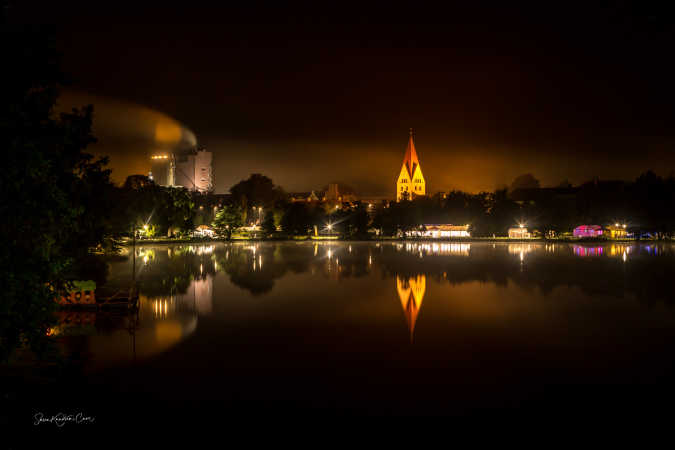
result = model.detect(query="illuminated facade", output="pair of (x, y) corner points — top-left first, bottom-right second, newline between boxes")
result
(396, 129), (426, 201)
(193, 225), (215, 238)
(409, 224), (470, 238)
(175, 148), (213, 193)
(573, 225), (603, 238)
(606, 224), (627, 238)
(150, 154), (174, 186)
(150, 147), (213, 193)
(508, 227), (531, 238)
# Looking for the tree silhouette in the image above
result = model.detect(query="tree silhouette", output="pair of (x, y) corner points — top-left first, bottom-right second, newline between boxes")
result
(510, 173), (540, 192)
(1, 27), (115, 359)
(262, 210), (277, 236)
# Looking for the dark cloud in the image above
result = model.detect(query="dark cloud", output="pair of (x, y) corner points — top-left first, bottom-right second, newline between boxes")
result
(55, 90), (196, 183)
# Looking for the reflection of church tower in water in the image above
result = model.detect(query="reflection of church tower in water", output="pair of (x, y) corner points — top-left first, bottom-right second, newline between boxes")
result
(396, 275), (426, 342)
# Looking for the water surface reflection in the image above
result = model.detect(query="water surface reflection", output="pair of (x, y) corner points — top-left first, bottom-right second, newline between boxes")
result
(58, 242), (675, 379)
(396, 275), (426, 342)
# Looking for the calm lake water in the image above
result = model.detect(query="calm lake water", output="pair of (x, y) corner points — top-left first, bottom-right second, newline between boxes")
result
(43, 241), (675, 421)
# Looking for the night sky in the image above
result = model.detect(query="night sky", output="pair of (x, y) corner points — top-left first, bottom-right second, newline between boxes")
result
(12, 1), (675, 195)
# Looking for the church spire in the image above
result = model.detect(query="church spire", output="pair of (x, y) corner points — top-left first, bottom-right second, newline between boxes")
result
(396, 128), (425, 201)
(402, 128), (419, 180)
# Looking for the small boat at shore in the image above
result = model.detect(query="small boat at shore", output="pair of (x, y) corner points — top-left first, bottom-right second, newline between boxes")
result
(57, 280), (138, 310)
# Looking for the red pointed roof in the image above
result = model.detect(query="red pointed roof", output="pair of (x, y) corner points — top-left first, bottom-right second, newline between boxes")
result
(402, 128), (420, 180)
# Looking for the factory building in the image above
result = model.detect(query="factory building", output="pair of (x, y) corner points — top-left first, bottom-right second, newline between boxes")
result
(150, 154), (173, 186)
(149, 148), (213, 193)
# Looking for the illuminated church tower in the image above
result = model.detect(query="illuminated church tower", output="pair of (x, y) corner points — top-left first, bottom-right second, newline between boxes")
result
(396, 128), (426, 201)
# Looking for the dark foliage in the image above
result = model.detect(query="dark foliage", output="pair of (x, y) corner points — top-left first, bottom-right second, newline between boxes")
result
(281, 203), (313, 235)
(229, 173), (286, 225)
(372, 173), (675, 237)
(262, 210), (276, 236)
(0, 28), (117, 359)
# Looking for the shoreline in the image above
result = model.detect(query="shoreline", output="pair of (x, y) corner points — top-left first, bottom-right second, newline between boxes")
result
(120, 237), (669, 245)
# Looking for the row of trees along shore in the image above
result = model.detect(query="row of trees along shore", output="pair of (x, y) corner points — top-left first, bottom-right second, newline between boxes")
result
(120, 171), (675, 240)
